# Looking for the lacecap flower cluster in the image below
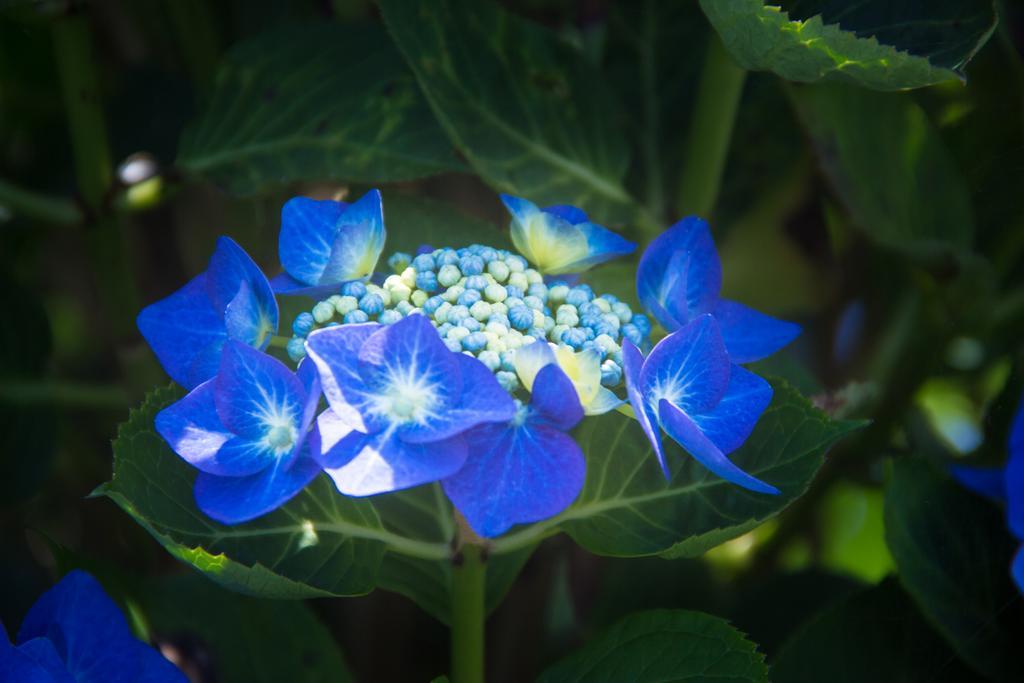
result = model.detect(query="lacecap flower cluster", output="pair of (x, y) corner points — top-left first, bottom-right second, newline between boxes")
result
(138, 190), (800, 537)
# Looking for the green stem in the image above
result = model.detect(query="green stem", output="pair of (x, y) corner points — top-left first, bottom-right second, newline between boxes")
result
(451, 543), (486, 683)
(675, 33), (746, 218)
(0, 178), (82, 226)
(269, 335), (291, 349)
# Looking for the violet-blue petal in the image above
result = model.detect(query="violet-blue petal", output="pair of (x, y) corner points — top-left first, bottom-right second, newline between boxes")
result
(204, 237), (278, 331)
(213, 341), (304, 440)
(222, 280), (275, 351)
(277, 197), (347, 287)
(622, 340), (668, 477)
(136, 274), (225, 389)
(268, 272), (342, 299)
(305, 323), (386, 434)
(399, 353), (516, 444)
(636, 216), (721, 329)
(156, 380), (272, 477)
(319, 427), (467, 496)
(688, 365), (773, 455)
(714, 299), (801, 364)
(950, 465), (1007, 502)
(658, 399), (779, 494)
(17, 570), (185, 683)
(574, 222), (637, 271)
(1013, 546), (1024, 595)
(443, 419), (585, 538)
(1007, 442), (1024, 540)
(296, 358), (322, 431)
(356, 314), (460, 407)
(193, 446), (322, 524)
(2, 626), (74, 683)
(530, 363), (584, 431)
(639, 314), (730, 415)
(1010, 394), (1024, 456)
(320, 189), (386, 285)
(543, 204), (588, 224)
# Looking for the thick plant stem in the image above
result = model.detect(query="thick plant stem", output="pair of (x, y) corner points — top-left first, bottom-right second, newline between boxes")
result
(675, 34), (746, 219)
(451, 543), (486, 683)
(0, 178), (82, 226)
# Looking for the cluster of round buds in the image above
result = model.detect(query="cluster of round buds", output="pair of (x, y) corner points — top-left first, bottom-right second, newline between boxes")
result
(286, 244), (652, 394)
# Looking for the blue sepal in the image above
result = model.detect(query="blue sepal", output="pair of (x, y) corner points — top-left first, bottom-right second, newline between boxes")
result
(713, 299), (801, 364)
(636, 216), (720, 329)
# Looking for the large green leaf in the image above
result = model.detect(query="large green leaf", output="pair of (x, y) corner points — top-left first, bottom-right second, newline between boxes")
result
(772, 577), (981, 682)
(700, 0), (996, 91)
(490, 379), (864, 559)
(538, 609), (768, 682)
(100, 386), (534, 624)
(378, 0), (637, 222)
(177, 23), (461, 193)
(884, 459), (1024, 680)
(142, 574), (354, 683)
(379, 191), (510, 255)
(791, 82), (975, 255)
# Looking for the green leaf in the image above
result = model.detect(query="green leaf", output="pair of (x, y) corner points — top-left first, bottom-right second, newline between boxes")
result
(142, 574), (354, 682)
(772, 577), (981, 682)
(379, 191), (510, 255)
(101, 386), (536, 623)
(490, 379), (864, 559)
(884, 459), (1024, 680)
(700, 0), (996, 91)
(378, 0), (637, 222)
(177, 23), (461, 193)
(791, 82), (975, 255)
(538, 609), (768, 682)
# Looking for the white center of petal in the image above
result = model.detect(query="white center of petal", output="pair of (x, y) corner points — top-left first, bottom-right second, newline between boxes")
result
(260, 407), (298, 456)
(370, 366), (439, 425)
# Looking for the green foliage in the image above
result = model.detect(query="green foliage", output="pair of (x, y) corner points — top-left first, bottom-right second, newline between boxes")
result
(491, 380), (864, 558)
(378, 0), (637, 222)
(379, 191), (509, 255)
(141, 574), (354, 682)
(884, 459), (1024, 680)
(772, 577), (981, 682)
(700, 0), (996, 91)
(791, 83), (974, 255)
(177, 23), (461, 193)
(538, 609), (768, 682)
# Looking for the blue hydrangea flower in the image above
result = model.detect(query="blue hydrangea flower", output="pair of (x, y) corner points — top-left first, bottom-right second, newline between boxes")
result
(156, 341), (323, 523)
(443, 341), (586, 537)
(1, 570), (185, 682)
(513, 341), (622, 416)
(137, 236), (278, 390)
(305, 314), (516, 496)
(501, 194), (636, 275)
(637, 216), (800, 363)
(272, 189), (386, 297)
(952, 392), (1024, 593)
(622, 314), (778, 494)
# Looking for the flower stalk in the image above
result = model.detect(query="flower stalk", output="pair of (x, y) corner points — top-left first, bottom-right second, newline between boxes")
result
(451, 513), (487, 683)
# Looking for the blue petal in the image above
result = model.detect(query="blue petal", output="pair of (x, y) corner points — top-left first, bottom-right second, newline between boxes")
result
(530, 364), (583, 431)
(320, 189), (386, 285)
(269, 272), (343, 299)
(622, 340), (667, 477)
(136, 274), (225, 389)
(1007, 441), (1024, 540)
(296, 358), (322, 432)
(1013, 545), (1024, 595)
(950, 465), (1006, 502)
(442, 418), (585, 537)
(278, 197), (347, 287)
(542, 204), (588, 224)
(1010, 393), (1024, 456)
(688, 366), (773, 455)
(356, 314), (460, 413)
(574, 222), (636, 270)
(658, 400), (779, 494)
(193, 448), (322, 524)
(399, 353), (516, 444)
(636, 216), (721, 329)
(204, 237), (278, 336)
(10, 637), (75, 682)
(305, 324), (386, 434)
(17, 570), (184, 683)
(713, 299), (801, 364)
(213, 341), (304, 440)
(319, 427), (467, 496)
(639, 314), (730, 415)
(222, 280), (275, 350)
(156, 380), (273, 477)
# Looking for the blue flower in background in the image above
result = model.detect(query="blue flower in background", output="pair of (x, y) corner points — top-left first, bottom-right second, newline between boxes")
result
(305, 314), (516, 496)
(622, 314), (778, 494)
(156, 341), (323, 524)
(637, 216), (800, 364)
(443, 341), (586, 537)
(952, 392), (1024, 593)
(1, 570), (185, 682)
(138, 236), (279, 389)
(501, 194), (635, 275)
(272, 189), (386, 297)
